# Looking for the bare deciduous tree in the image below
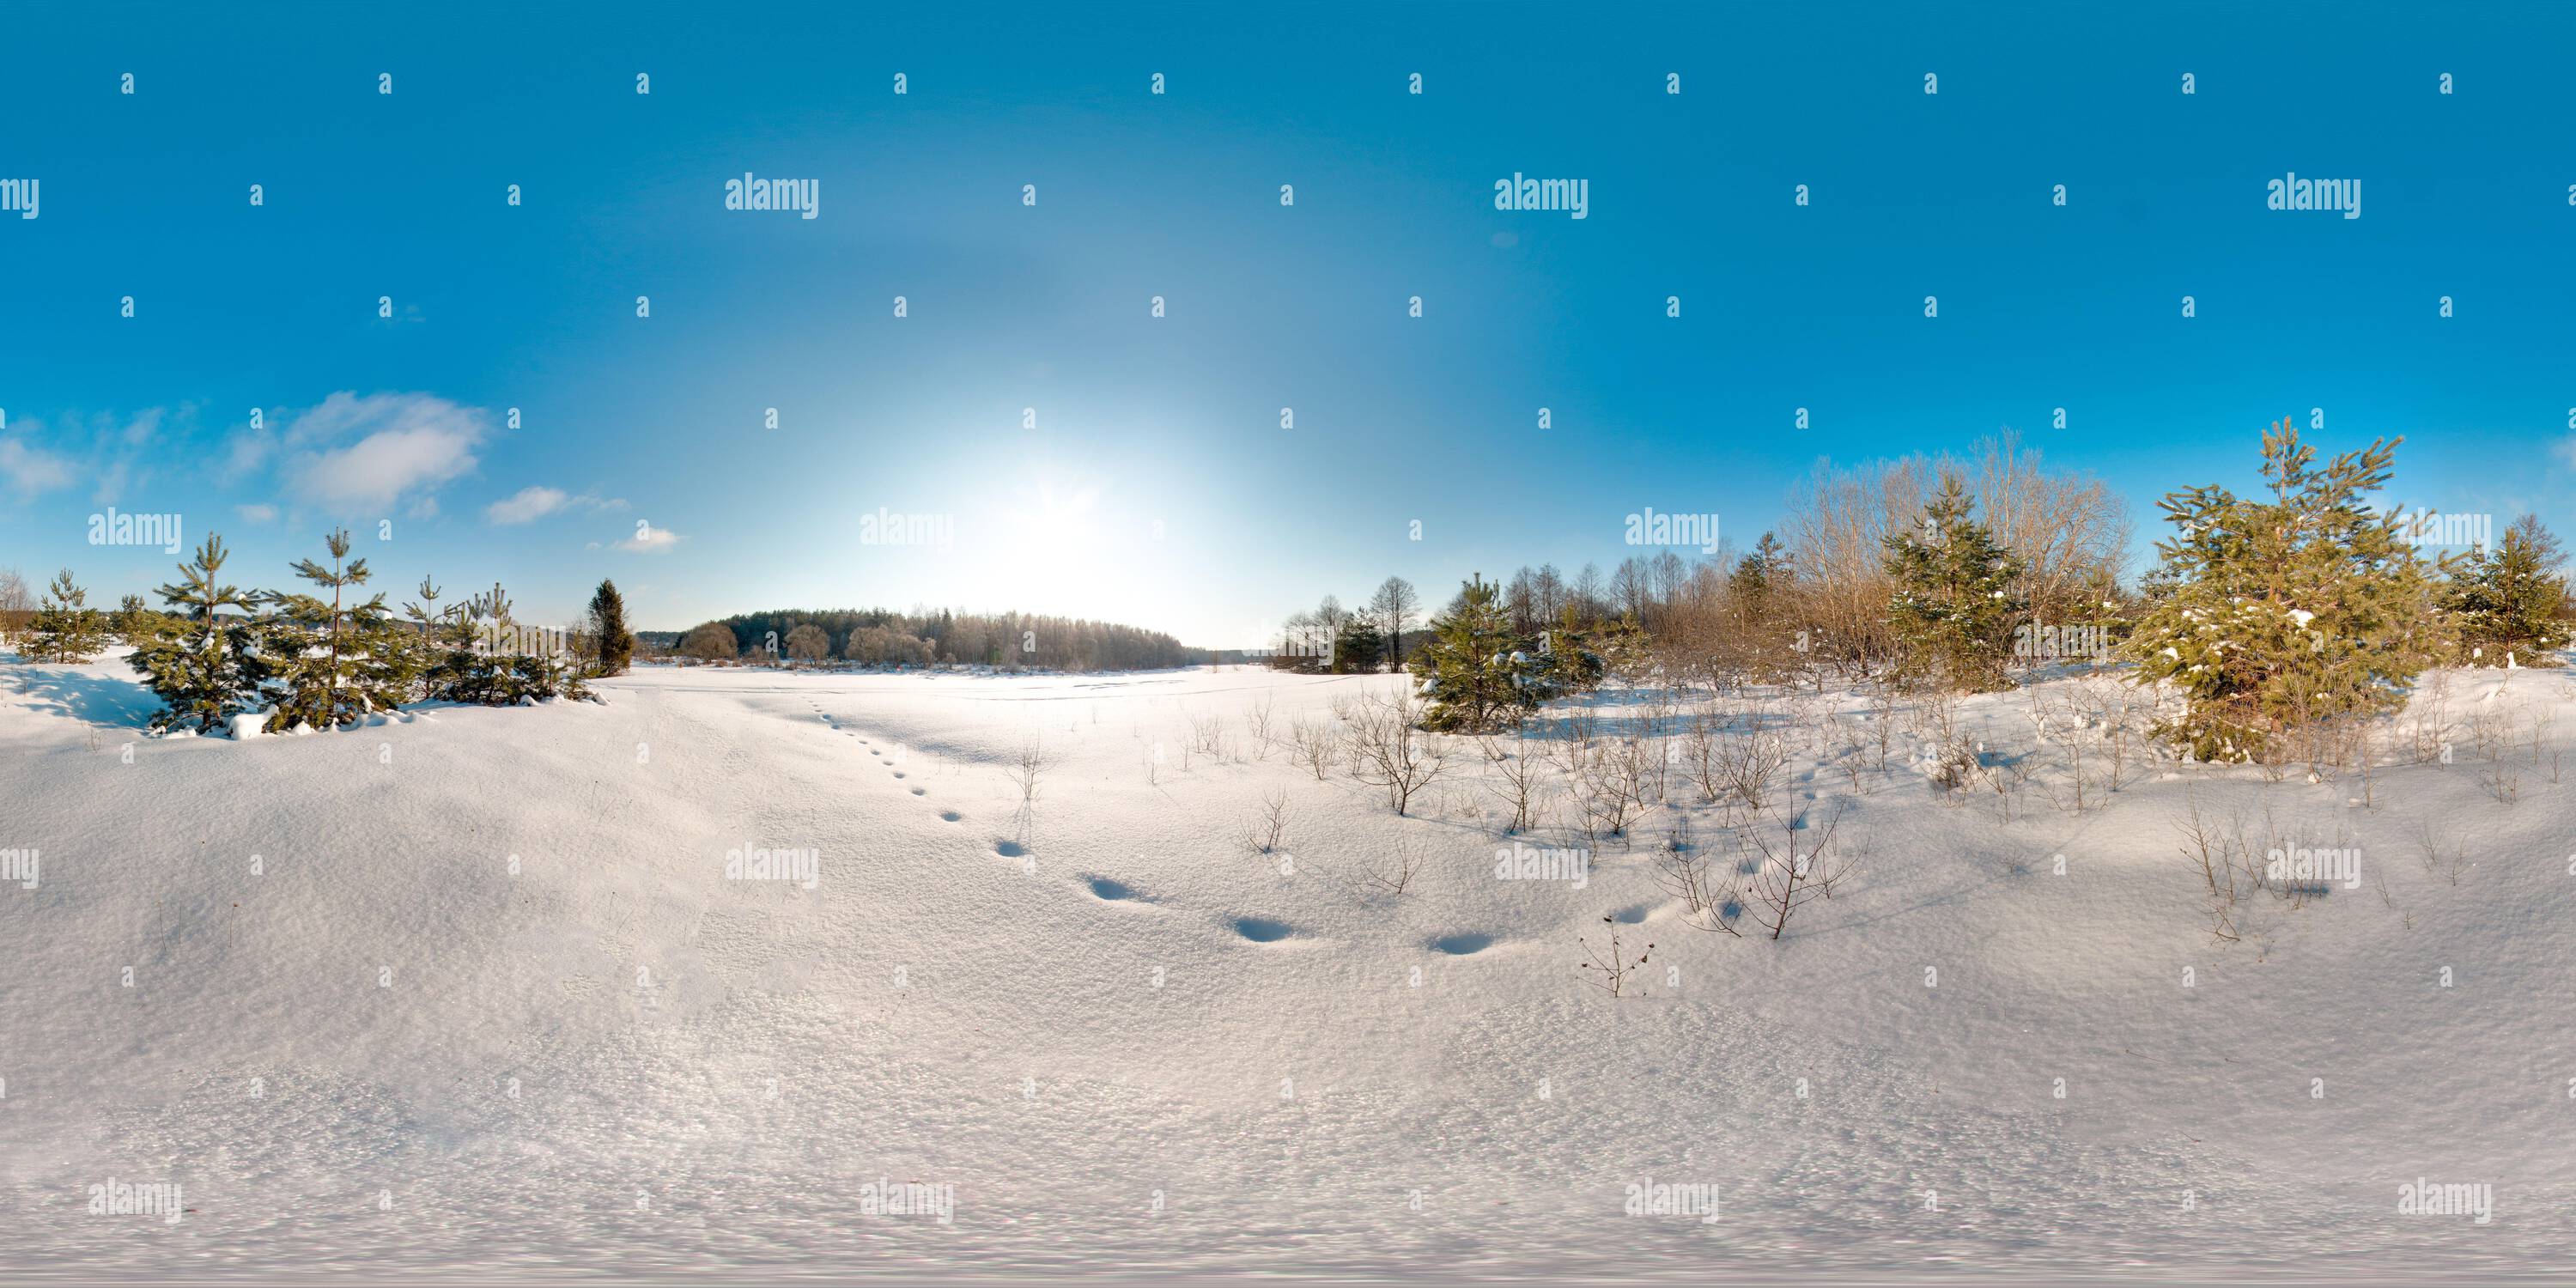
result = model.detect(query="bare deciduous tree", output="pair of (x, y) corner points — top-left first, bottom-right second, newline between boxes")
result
(0, 566), (32, 646)
(1367, 575), (1420, 671)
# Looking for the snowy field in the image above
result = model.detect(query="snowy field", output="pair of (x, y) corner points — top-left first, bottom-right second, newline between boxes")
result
(4, 651), (2576, 1282)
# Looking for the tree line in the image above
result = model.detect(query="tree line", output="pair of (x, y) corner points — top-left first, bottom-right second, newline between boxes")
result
(670, 607), (1193, 671)
(1330, 426), (2567, 762)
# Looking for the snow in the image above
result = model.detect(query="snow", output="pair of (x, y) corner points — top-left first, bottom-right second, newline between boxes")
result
(4, 648), (2574, 1278)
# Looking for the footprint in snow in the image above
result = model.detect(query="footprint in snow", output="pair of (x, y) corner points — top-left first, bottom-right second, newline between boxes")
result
(1233, 916), (1295, 943)
(1083, 875), (1144, 902)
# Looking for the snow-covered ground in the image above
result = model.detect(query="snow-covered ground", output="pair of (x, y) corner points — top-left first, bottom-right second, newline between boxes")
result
(4, 649), (2574, 1281)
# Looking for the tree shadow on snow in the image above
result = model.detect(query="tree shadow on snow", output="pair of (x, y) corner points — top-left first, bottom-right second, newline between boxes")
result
(9, 663), (162, 731)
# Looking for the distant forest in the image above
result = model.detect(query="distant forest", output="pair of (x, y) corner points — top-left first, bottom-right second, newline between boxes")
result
(663, 608), (1195, 671)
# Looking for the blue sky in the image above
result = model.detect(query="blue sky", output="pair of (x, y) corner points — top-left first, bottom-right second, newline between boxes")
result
(3, 1), (2572, 644)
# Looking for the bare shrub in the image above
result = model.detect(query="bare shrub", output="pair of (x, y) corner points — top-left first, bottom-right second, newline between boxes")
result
(1188, 710), (1231, 762)
(1346, 691), (1448, 816)
(1361, 834), (1425, 896)
(1726, 797), (1852, 939)
(1247, 787), (1290, 854)
(2415, 818), (2470, 887)
(1652, 816), (1729, 932)
(2171, 787), (2242, 944)
(1576, 916), (1654, 997)
(1290, 720), (1338, 781)
(1569, 735), (1649, 840)
(1715, 717), (1792, 811)
(1008, 733), (1054, 803)
(1908, 688), (1975, 796)
(1679, 704), (1723, 803)
(1245, 696), (1276, 757)
(1481, 730), (1546, 834)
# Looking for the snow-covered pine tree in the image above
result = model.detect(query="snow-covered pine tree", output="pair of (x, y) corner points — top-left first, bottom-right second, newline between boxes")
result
(1579, 611), (1646, 683)
(440, 581), (522, 703)
(2126, 419), (2451, 761)
(2444, 513), (2567, 666)
(447, 580), (589, 702)
(587, 579), (635, 677)
(1882, 476), (2024, 691)
(129, 535), (268, 733)
(262, 528), (413, 731)
(26, 568), (109, 662)
(1538, 605), (1609, 690)
(1410, 574), (1558, 732)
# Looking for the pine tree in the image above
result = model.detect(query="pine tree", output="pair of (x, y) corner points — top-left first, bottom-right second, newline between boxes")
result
(2445, 514), (2567, 666)
(1883, 477), (2025, 690)
(2126, 420), (2451, 761)
(26, 569), (109, 662)
(403, 575), (475, 701)
(1409, 574), (1559, 732)
(1721, 532), (1800, 680)
(1332, 615), (1384, 674)
(1729, 532), (1791, 608)
(262, 528), (415, 730)
(130, 536), (267, 734)
(111, 593), (153, 638)
(587, 579), (635, 676)
(1540, 605), (1610, 690)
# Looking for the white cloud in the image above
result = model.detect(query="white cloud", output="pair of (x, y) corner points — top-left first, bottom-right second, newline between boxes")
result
(236, 503), (279, 524)
(487, 485), (570, 525)
(91, 461), (131, 506)
(0, 436), (76, 496)
(281, 392), (489, 513)
(613, 523), (683, 554)
(221, 425), (276, 482)
(486, 486), (628, 526)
